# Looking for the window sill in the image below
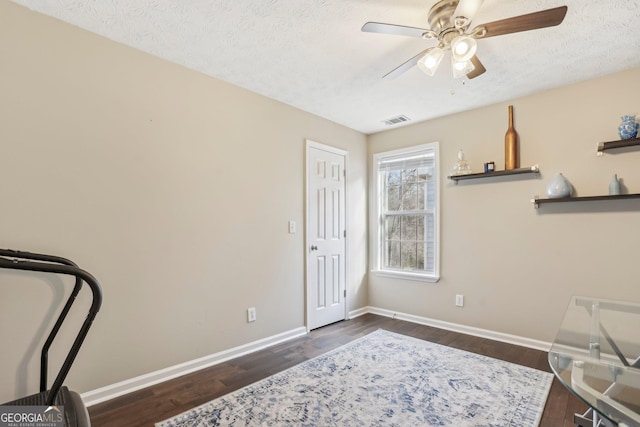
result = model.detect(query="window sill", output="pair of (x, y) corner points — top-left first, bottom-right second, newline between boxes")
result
(371, 270), (440, 283)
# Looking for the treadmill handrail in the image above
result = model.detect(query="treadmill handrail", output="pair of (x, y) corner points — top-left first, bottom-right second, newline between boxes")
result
(0, 250), (102, 406)
(0, 249), (83, 393)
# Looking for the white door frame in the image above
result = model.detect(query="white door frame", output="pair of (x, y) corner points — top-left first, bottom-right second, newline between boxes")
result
(305, 139), (348, 332)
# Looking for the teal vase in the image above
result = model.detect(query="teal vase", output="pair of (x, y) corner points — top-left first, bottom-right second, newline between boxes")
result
(609, 174), (621, 195)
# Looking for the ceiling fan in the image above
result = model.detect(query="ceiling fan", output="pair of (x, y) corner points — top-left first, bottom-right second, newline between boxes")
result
(362, 0), (568, 80)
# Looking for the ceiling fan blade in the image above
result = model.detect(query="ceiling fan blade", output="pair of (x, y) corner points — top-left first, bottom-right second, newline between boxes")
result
(382, 48), (431, 80)
(362, 22), (430, 38)
(477, 6), (568, 39)
(466, 55), (486, 79)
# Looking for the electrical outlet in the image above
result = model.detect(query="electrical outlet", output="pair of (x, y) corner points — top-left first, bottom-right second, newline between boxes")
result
(455, 295), (464, 307)
(247, 307), (256, 322)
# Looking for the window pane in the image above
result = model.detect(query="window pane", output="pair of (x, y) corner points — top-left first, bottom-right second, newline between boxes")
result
(425, 179), (436, 210)
(402, 183), (418, 210)
(385, 216), (401, 240)
(401, 216), (416, 240)
(386, 185), (401, 211)
(403, 168), (417, 183)
(401, 242), (417, 269)
(425, 240), (434, 272)
(417, 242), (425, 270)
(417, 183), (425, 209)
(426, 213), (434, 242)
(417, 167), (431, 182)
(386, 170), (401, 186)
(375, 143), (439, 279)
(385, 241), (401, 268)
(416, 216), (425, 239)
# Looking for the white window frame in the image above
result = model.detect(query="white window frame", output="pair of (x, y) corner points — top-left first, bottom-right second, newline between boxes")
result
(372, 142), (440, 282)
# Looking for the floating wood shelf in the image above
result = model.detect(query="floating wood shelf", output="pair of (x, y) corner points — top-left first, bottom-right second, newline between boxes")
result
(448, 165), (539, 183)
(597, 137), (640, 155)
(531, 193), (640, 208)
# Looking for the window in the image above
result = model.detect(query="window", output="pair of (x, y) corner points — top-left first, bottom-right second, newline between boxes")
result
(373, 142), (440, 282)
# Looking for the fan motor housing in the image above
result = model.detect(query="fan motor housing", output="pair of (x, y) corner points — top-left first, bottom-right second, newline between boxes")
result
(427, 0), (459, 33)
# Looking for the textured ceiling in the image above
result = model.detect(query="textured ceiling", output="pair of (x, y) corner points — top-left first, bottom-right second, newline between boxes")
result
(10, 0), (640, 134)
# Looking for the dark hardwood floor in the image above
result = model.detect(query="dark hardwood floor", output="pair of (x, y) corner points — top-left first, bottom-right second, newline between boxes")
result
(88, 314), (586, 426)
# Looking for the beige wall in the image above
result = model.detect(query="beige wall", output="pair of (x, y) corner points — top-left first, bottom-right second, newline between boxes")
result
(368, 67), (640, 343)
(0, 2), (367, 402)
(3, 0), (640, 407)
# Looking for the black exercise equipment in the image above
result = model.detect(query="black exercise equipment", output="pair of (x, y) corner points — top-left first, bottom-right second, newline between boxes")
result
(0, 249), (103, 427)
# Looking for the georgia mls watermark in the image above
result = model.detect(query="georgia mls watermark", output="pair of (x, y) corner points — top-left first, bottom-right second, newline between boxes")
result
(0, 406), (64, 427)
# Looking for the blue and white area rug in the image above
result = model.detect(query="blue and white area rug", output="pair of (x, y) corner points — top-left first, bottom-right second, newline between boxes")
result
(156, 329), (553, 426)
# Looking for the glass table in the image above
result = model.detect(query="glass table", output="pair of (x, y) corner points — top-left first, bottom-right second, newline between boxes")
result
(549, 296), (640, 427)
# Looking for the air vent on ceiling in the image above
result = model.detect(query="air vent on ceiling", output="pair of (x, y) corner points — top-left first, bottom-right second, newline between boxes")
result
(383, 115), (411, 126)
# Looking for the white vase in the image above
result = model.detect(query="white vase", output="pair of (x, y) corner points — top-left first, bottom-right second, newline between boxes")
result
(546, 173), (572, 198)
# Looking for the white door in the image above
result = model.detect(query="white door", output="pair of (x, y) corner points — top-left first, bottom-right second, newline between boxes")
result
(306, 140), (347, 330)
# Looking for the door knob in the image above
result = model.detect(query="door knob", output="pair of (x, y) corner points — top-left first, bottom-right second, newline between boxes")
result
(310, 245), (318, 251)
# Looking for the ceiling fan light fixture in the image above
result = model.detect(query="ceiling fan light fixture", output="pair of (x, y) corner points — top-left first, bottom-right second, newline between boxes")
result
(363, 3), (568, 81)
(451, 57), (475, 78)
(451, 35), (477, 62)
(417, 47), (444, 76)
(454, 0), (485, 24)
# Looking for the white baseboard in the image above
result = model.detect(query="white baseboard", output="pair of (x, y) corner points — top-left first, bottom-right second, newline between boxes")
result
(81, 326), (307, 407)
(350, 306), (552, 352)
(347, 306), (369, 319)
(84, 309), (550, 407)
